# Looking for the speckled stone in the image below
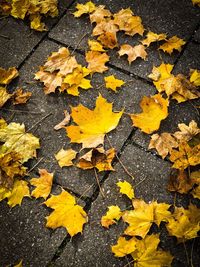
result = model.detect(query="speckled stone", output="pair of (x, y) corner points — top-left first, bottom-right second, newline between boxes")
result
(194, 27), (200, 43)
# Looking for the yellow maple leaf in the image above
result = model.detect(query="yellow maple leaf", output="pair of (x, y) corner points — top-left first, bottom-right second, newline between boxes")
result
(118, 44), (147, 64)
(0, 67), (19, 85)
(111, 237), (137, 257)
(44, 190), (88, 236)
(192, 0), (200, 6)
(77, 147), (115, 172)
(14, 260), (23, 267)
(0, 119), (40, 163)
(55, 148), (77, 167)
(11, 0), (29, 19)
(66, 94), (123, 148)
(88, 39), (105, 52)
(190, 69), (200, 86)
(0, 179), (30, 208)
(97, 32), (118, 49)
(191, 184), (200, 199)
(92, 19), (118, 37)
(13, 88), (32, 105)
(101, 205), (122, 228)
(130, 94), (169, 134)
(85, 51), (110, 73)
(131, 234), (173, 267)
(73, 1), (96, 17)
(173, 120), (200, 142)
(166, 204), (200, 241)
(104, 75), (125, 92)
(0, 87), (12, 107)
(159, 36), (186, 54)
(117, 180), (134, 199)
(30, 13), (46, 31)
(30, 169), (53, 200)
(89, 5), (112, 24)
(141, 31), (167, 47)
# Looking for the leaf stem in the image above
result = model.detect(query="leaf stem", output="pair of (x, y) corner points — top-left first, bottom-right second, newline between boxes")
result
(94, 168), (105, 198)
(27, 112), (52, 132)
(28, 157), (44, 173)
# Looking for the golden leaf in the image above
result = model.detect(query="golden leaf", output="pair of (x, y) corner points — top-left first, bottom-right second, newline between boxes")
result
(14, 260), (23, 267)
(97, 32), (118, 49)
(174, 120), (200, 142)
(54, 110), (70, 130)
(89, 5), (112, 24)
(111, 237), (137, 257)
(104, 75), (125, 92)
(101, 205), (122, 228)
(92, 19), (118, 37)
(130, 94), (169, 134)
(0, 67), (19, 85)
(44, 190), (88, 236)
(30, 169), (53, 200)
(141, 31), (167, 47)
(117, 180), (134, 199)
(13, 88), (32, 105)
(190, 69), (200, 86)
(30, 13), (46, 31)
(66, 94), (123, 148)
(73, 1), (96, 17)
(85, 51), (109, 73)
(88, 39), (105, 52)
(192, 0), (200, 6)
(11, 0), (29, 19)
(0, 87), (12, 107)
(118, 44), (147, 64)
(149, 133), (179, 159)
(77, 147), (115, 171)
(0, 179), (30, 208)
(55, 148), (77, 168)
(159, 36), (186, 54)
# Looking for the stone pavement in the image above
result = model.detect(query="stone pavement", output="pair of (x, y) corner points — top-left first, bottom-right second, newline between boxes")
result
(0, 0), (200, 266)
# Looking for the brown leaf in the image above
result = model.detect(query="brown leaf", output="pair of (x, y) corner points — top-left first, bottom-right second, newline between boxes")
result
(85, 51), (109, 73)
(118, 44), (147, 64)
(174, 120), (200, 142)
(89, 5), (112, 24)
(13, 88), (32, 105)
(54, 110), (70, 130)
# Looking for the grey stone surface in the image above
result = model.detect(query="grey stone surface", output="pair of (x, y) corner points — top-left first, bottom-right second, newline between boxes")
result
(194, 27), (200, 43)
(0, 0), (74, 68)
(49, 0), (200, 79)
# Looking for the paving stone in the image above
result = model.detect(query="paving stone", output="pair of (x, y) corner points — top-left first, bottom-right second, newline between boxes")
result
(194, 27), (200, 43)
(0, 0), (74, 68)
(49, 0), (200, 79)
(54, 144), (198, 267)
(0, 187), (67, 267)
(0, 38), (157, 197)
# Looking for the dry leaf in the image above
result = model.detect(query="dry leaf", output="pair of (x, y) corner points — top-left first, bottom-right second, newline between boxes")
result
(0, 67), (19, 85)
(104, 75), (125, 92)
(93, 19), (118, 37)
(13, 88), (32, 105)
(117, 180), (134, 199)
(118, 44), (147, 64)
(14, 260), (23, 267)
(101, 205), (122, 228)
(44, 190), (88, 236)
(159, 36), (186, 54)
(30, 13), (46, 31)
(66, 94), (123, 148)
(192, 0), (200, 6)
(89, 5), (111, 24)
(174, 120), (200, 142)
(85, 51), (109, 73)
(141, 31), (167, 47)
(30, 169), (53, 200)
(97, 32), (118, 49)
(54, 110), (70, 130)
(190, 69), (200, 86)
(73, 1), (96, 17)
(111, 237), (137, 257)
(0, 87), (12, 107)
(88, 39), (105, 52)
(130, 94), (169, 134)
(55, 148), (77, 168)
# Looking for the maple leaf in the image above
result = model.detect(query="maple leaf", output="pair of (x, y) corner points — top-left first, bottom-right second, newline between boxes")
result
(113, 8), (144, 36)
(55, 148), (77, 168)
(44, 190), (88, 236)
(30, 13), (46, 31)
(169, 143), (200, 170)
(173, 120), (200, 142)
(14, 260), (23, 267)
(111, 237), (137, 257)
(88, 39), (105, 52)
(0, 179), (30, 208)
(0, 118), (40, 163)
(85, 51), (109, 73)
(101, 205), (122, 228)
(89, 5), (112, 24)
(66, 94), (123, 148)
(191, 184), (200, 199)
(131, 234), (173, 267)
(159, 36), (186, 54)
(0, 67), (19, 85)
(30, 169), (53, 200)
(190, 69), (200, 86)
(141, 31), (167, 47)
(123, 199), (171, 238)
(97, 32), (118, 49)
(92, 19), (118, 37)
(10, 0), (29, 20)
(54, 110), (70, 130)
(166, 204), (200, 241)
(73, 1), (96, 17)
(192, 0), (200, 6)
(13, 88), (32, 105)
(148, 133), (179, 159)
(104, 75), (125, 92)
(118, 44), (147, 64)
(117, 180), (134, 199)
(0, 152), (27, 189)
(0, 87), (12, 107)
(77, 147), (115, 172)
(130, 94), (169, 134)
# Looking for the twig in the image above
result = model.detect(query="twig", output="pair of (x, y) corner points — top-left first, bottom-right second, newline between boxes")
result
(0, 33), (10, 39)
(183, 240), (190, 266)
(190, 239), (195, 267)
(134, 177), (146, 188)
(77, 184), (94, 203)
(94, 168), (105, 198)
(1, 108), (43, 114)
(106, 134), (134, 180)
(173, 192), (177, 207)
(27, 112), (52, 132)
(71, 32), (89, 55)
(28, 157), (44, 173)
(123, 259), (135, 267)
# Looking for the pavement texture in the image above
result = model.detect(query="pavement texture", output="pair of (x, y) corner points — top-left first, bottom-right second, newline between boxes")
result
(0, 0), (200, 266)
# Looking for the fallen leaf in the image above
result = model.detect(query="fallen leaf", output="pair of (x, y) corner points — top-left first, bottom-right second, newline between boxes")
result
(141, 31), (167, 47)
(117, 180), (134, 199)
(159, 36), (186, 54)
(13, 88), (32, 105)
(44, 190), (88, 236)
(88, 39), (105, 52)
(66, 94), (123, 148)
(92, 19), (118, 37)
(55, 148), (77, 167)
(89, 5), (112, 24)
(190, 69), (200, 86)
(30, 169), (53, 200)
(14, 260), (23, 267)
(77, 147), (115, 171)
(112, 237), (137, 257)
(85, 51), (109, 73)
(0, 87), (12, 107)
(0, 67), (19, 85)
(174, 120), (200, 142)
(104, 75), (125, 92)
(97, 32), (118, 49)
(73, 1), (96, 17)
(101, 205), (122, 228)
(30, 13), (46, 31)
(54, 110), (70, 130)
(130, 94), (169, 134)
(167, 169), (193, 194)
(118, 44), (147, 64)
(192, 0), (200, 6)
